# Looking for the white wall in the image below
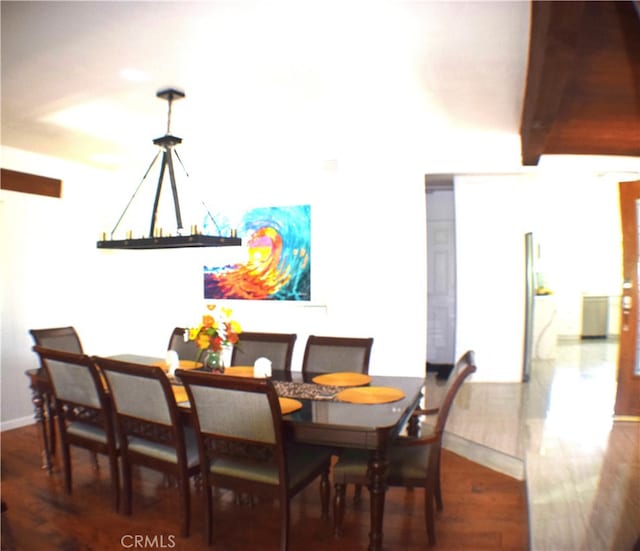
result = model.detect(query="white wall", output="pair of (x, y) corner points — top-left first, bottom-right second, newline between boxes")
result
(1, 145), (427, 429)
(455, 174), (538, 382)
(454, 160), (638, 382)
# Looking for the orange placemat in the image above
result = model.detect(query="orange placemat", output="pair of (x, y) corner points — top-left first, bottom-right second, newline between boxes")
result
(311, 372), (372, 387)
(224, 366), (255, 377)
(279, 397), (302, 415)
(335, 386), (405, 404)
(153, 359), (202, 371)
(172, 386), (189, 404)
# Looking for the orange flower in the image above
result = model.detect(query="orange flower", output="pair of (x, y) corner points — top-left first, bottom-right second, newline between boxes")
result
(202, 314), (214, 328)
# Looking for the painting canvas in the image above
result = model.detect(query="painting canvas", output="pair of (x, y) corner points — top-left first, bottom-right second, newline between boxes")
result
(204, 205), (311, 300)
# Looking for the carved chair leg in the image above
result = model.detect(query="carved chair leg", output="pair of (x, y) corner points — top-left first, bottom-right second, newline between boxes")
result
(61, 442), (72, 495)
(424, 487), (436, 546)
(108, 454), (120, 513)
(333, 483), (346, 538)
(204, 485), (213, 545)
(434, 452), (443, 511)
(353, 483), (363, 504)
(91, 452), (99, 472)
(320, 469), (330, 520)
(121, 463), (133, 516)
(45, 395), (57, 458)
(194, 473), (203, 493)
(31, 388), (52, 472)
(179, 473), (190, 537)
(280, 498), (290, 551)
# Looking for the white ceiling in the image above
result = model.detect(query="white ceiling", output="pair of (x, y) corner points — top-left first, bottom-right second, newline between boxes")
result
(1, 1), (531, 174)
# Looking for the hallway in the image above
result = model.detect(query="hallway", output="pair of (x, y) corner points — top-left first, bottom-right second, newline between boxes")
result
(431, 339), (639, 550)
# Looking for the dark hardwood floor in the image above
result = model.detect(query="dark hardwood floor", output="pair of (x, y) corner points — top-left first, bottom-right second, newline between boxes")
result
(1, 425), (529, 550)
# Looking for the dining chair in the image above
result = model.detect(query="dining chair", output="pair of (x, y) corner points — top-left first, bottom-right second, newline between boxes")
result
(175, 369), (333, 550)
(30, 326), (84, 354)
(301, 335), (374, 375)
(332, 350), (477, 546)
(167, 327), (199, 362)
(301, 335), (374, 501)
(94, 356), (200, 537)
(31, 346), (120, 512)
(230, 331), (297, 372)
(29, 326), (84, 458)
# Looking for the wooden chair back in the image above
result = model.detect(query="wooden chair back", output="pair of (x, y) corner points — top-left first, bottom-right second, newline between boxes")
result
(301, 335), (373, 374)
(178, 370), (285, 488)
(431, 350), (476, 436)
(30, 326), (83, 365)
(230, 331), (297, 372)
(96, 357), (184, 446)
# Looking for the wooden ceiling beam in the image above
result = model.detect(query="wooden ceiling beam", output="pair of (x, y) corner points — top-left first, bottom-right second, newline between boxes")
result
(520, 1), (586, 166)
(0, 168), (62, 198)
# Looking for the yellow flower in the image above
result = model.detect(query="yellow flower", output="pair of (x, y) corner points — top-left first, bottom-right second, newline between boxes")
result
(196, 333), (211, 350)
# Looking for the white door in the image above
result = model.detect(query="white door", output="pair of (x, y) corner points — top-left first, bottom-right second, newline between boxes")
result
(426, 187), (456, 366)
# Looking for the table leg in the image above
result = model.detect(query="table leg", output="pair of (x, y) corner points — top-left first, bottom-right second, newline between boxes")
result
(29, 381), (52, 473)
(367, 450), (389, 551)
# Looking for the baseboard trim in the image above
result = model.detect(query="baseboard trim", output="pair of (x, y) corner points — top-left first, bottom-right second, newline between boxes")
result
(1, 416), (36, 432)
(443, 431), (525, 480)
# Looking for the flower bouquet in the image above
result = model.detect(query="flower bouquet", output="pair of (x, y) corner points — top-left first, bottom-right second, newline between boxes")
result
(188, 304), (242, 373)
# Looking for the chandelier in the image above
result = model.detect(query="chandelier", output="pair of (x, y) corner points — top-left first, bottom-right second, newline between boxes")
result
(96, 88), (241, 250)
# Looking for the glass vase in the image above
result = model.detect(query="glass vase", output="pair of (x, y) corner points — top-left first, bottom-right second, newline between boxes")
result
(201, 350), (225, 374)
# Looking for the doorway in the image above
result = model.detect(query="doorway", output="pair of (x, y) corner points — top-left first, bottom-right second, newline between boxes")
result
(425, 175), (456, 378)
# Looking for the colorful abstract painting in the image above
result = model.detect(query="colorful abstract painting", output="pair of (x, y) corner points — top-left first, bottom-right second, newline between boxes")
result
(204, 205), (311, 300)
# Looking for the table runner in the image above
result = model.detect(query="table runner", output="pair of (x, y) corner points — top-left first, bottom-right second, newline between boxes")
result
(173, 376), (406, 404)
(273, 381), (405, 404)
(272, 381), (343, 401)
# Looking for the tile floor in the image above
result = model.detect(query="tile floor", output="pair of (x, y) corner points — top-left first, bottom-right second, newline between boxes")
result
(428, 338), (639, 551)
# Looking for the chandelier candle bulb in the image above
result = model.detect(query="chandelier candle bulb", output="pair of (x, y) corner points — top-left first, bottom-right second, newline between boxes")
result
(126, 230), (133, 240)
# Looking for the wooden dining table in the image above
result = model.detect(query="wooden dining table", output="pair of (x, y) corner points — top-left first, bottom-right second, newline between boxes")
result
(26, 353), (424, 551)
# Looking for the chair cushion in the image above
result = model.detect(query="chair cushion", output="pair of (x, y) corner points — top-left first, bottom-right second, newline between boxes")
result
(209, 443), (331, 487)
(333, 444), (433, 484)
(210, 456), (279, 484)
(67, 421), (109, 443)
(126, 427), (199, 468)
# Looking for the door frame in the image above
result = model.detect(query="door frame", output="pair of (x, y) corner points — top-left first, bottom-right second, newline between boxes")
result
(615, 179), (640, 418)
